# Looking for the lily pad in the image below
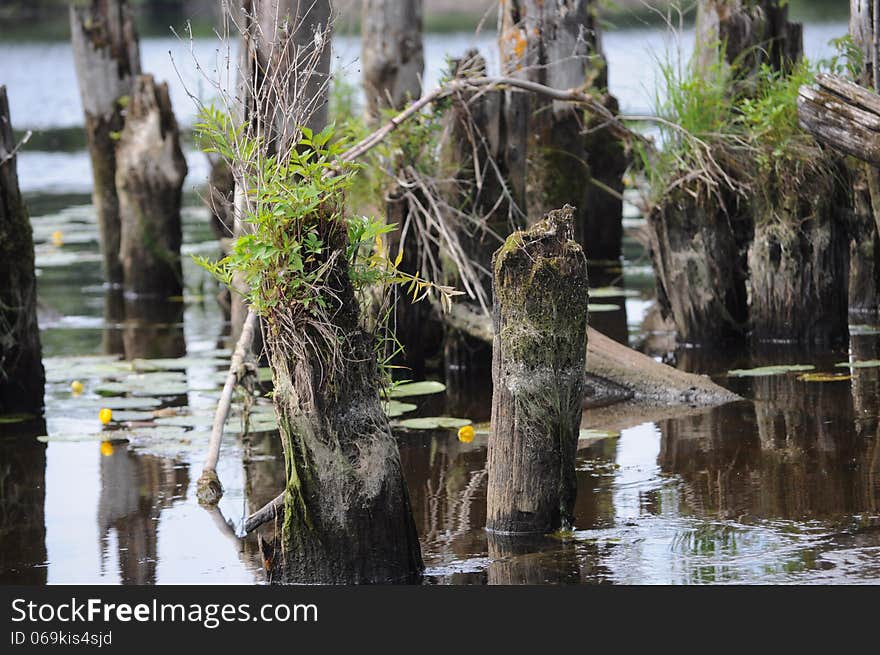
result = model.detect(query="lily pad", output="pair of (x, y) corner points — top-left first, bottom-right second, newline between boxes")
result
(588, 303), (621, 313)
(154, 413), (216, 429)
(849, 324), (880, 336)
(132, 357), (229, 371)
(389, 381), (446, 398)
(589, 287), (641, 299)
(578, 428), (621, 441)
(727, 364), (815, 377)
(835, 359), (880, 369)
(383, 400), (417, 418)
(797, 372), (852, 382)
(99, 396), (164, 409)
(397, 416), (472, 430)
(0, 412), (36, 424)
(37, 432), (131, 444)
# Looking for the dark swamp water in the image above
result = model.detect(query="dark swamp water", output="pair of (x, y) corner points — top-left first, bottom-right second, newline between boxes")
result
(4, 12), (880, 585)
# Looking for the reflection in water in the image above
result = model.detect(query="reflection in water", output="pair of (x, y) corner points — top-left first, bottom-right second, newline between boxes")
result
(97, 443), (189, 584)
(0, 421), (48, 584)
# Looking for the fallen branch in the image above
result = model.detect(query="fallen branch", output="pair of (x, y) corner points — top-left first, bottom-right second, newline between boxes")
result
(196, 309), (257, 504)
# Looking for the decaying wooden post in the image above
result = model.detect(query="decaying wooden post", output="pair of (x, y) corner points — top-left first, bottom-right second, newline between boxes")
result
(486, 206), (589, 534)
(70, 0), (141, 286)
(261, 202), (424, 584)
(0, 86), (44, 417)
(498, 0), (626, 262)
(115, 75), (188, 298)
(362, 0), (424, 122)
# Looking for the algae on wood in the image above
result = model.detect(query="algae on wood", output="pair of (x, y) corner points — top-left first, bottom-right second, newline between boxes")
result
(487, 206), (589, 535)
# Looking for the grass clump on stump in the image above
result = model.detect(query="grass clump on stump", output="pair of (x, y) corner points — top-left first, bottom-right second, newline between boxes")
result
(486, 205), (589, 535)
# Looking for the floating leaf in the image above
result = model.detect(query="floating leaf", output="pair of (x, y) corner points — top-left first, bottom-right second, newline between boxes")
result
(588, 303), (621, 313)
(389, 381), (446, 398)
(0, 412), (35, 424)
(398, 416), (472, 430)
(797, 372), (852, 382)
(835, 359), (880, 369)
(849, 324), (880, 336)
(154, 413), (216, 429)
(727, 364), (815, 377)
(578, 428), (621, 441)
(589, 287), (641, 298)
(37, 432), (131, 444)
(99, 396), (164, 409)
(132, 357), (229, 371)
(383, 400), (417, 418)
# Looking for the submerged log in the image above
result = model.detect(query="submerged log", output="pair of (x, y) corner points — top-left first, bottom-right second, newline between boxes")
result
(361, 0), (424, 121)
(115, 75), (187, 298)
(0, 86), (44, 417)
(262, 203), (423, 584)
(486, 206), (589, 535)
(442, 301), (741, 407)
(70, 0), (141, 285)
(498, 0), (626, 262)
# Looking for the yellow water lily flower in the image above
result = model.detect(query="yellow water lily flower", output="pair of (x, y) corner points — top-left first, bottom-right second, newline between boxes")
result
(100, 441), (114, 457)
(70, 380), (84, 395)
(51, 230), (64, 247)
(98, 408), (113, 425)
(457, 425), (475, 443)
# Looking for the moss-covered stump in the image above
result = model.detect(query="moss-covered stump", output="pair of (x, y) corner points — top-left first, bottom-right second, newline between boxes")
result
(70, 0), (141, 286)
(0, 85), (44, 417)
(115, 75), (187, 298)
(746, 164), (849, 344)
(261, 207), (423, 584)
(486, 206), (589, 535)
(646, 188), (750, 343)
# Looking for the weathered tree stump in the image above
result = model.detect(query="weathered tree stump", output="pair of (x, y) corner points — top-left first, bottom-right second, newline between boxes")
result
(499, 0), (626, 262)
(0, 85), (44, 417)
(647, 188), (750, 343)
(261, 204), (423, 584)
(361, 0), (424, 122)
(115, 75), (187, 298)
(70, 0), (141, 285)
(486, 206), (589, 535)
(746, 158), (850, 344)
(849, 166), (880, 316)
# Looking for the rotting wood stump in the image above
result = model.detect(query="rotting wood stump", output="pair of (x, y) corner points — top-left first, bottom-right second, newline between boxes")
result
(260, 203), (423, 584)
(0, 85), (44, 417)
(486, 205), (589, 535)
(70, 0), (141, 285)
(115, 75), (187, 298)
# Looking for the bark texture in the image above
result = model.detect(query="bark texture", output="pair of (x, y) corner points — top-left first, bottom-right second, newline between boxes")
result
(498, 0), (626, 262)
(70, 0), (141, 285)
(0, 85), (44, 417)
(262, 206), (423, 584)
(361, 0), (424, 120)
(115, 75), (187, 298)
(746, 162), (850, 343)
(486, 206), (589, 535)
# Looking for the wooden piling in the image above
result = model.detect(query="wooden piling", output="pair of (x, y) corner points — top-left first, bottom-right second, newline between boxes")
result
(70, 0), (141, 286)
(115, 75), (187, 298)
(486, 206), (589, 535)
